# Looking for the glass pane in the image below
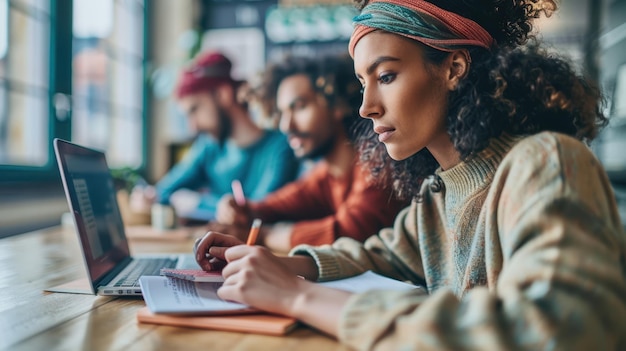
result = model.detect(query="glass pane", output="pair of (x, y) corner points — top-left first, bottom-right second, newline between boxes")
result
(113, 59), (143, 109)
(0, 0), (7, 59)
(71, 55), (111, 150)
(20, 0), (50, 14)
(72, 0), (144, 169)
(0, 4), (50, 166)
(0, 90), (48, 165)
(73, 0), (113, 38)
(114, 1), (143, 57)
(0, 1), (6, 159)
(613, 64), (626, 118)
(109, 107), (143, 168)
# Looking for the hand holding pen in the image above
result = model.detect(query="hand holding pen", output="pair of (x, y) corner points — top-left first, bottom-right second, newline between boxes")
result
(194, 218), (263, 271)
(215, 179), (253, 227)
(231, 179), (246, 207)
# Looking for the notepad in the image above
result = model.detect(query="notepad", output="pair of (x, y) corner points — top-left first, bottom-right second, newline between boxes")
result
(139, 276), (253, 315)
(136, 307), (298, 336)
(137, 275), (298, 335)
(160, 268), (224, 282)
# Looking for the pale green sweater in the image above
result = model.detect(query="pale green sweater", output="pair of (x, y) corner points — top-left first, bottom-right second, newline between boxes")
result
(291, 132), (626, 350)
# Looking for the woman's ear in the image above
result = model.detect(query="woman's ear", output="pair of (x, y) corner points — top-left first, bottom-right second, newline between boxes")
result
(445, 50), (470, 91)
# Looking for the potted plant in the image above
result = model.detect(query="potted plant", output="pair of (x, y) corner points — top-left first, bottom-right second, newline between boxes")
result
(110, 167), (151, 225)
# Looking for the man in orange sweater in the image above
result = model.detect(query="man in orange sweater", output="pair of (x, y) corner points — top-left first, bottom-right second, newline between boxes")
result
(214, 55), (407, 253)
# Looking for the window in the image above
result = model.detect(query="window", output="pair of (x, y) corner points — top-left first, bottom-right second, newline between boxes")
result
(0, 0), (147, 182)
(0, 0), (148, 238)
(612, 63), (626, 119)
(0, 0), (51, 170)
(72, 0), (146, 168)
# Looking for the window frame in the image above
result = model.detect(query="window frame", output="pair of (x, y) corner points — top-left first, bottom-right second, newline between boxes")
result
(0, 0), (150, 238)
(0, 0), (150, 184)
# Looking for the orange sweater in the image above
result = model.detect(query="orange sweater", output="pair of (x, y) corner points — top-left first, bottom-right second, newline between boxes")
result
(249, 161), (407, 247)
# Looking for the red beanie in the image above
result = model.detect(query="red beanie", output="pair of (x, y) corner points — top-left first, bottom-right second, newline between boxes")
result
(175, 51), (235, 99)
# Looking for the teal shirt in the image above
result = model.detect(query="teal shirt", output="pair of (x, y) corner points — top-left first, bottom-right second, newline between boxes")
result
(155, 130), (299, 218)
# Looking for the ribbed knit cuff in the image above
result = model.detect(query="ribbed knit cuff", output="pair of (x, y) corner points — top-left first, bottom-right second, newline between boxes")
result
(339, 292), (382, 349)
(338, 289), (427, 350)
(288, 244), (343, 281)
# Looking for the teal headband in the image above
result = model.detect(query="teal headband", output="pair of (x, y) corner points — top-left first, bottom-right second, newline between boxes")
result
(349, 0), (495, 56)
(355, 3), (459, 47)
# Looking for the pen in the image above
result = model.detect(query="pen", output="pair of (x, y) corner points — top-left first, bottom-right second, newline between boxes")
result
(231, 179), (246, 207)
(246, 218), (262, 246)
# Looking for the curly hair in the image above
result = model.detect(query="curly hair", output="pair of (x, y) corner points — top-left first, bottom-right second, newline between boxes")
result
(351, 0), (608, 201)
(256, 55), (367, 140)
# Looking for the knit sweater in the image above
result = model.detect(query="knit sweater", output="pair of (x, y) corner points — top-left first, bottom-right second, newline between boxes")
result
(250, 160), (407, 247)
(156, 130), (299, 216)
(291, 132), (626, 350)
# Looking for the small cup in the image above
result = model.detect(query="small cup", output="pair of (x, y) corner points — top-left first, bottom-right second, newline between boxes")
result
(151, 203), (177, 230)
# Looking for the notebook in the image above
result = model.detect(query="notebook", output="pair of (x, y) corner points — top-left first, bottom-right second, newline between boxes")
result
(53, 138), (197, 296)
(136, 307), (299, 336)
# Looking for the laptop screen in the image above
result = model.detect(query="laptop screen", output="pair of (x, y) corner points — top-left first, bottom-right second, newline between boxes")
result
(54, 139), (131, 289)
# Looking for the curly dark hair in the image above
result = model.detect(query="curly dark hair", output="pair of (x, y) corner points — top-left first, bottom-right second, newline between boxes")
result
(351, 0), (608, 201)
(256, 54), (367, 140)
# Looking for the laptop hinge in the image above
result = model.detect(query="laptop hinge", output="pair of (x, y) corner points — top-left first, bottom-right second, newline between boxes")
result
(94, 256), (133, 287)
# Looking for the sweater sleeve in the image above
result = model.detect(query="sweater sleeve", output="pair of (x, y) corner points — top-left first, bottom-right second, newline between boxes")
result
(249, 164), (332, 222)
(155, 138), (212, 204)
(335, 134), (626, 350)
(244, 130), (300, 201)
(290, 203), (427, 283)
(253, 162), (407, 247)
(288, 164), (407, 246)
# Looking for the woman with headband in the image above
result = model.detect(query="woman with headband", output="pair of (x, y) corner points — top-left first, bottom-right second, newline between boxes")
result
(194, 1), (626, 349)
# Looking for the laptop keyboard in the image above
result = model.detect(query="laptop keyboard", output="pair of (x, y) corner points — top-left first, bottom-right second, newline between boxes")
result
(113, 257), (177, 287)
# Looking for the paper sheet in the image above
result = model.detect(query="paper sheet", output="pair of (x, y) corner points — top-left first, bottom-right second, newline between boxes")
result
(140, 270), (420, 315)
(139, 276), (252, 314)
(319, 271), (419, 293)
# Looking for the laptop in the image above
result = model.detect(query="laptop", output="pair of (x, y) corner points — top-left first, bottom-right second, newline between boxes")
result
(54, 138), (197, 296)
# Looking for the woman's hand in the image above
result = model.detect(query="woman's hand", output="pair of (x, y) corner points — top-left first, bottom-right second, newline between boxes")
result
(217, 245), (349, 336)
(218, 245), (310, 316)
(216, 194), (252, 227)
(194, 231), (244, 271)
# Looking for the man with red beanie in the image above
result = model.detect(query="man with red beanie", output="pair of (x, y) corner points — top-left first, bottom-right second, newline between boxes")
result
(134, 51), (300, 221)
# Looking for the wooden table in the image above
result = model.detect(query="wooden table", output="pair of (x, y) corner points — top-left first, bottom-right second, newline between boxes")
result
(0, 226), (350, 351)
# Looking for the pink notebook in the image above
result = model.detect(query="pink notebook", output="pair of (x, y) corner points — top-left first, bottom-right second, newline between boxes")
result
(160, 268), (224, 282)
